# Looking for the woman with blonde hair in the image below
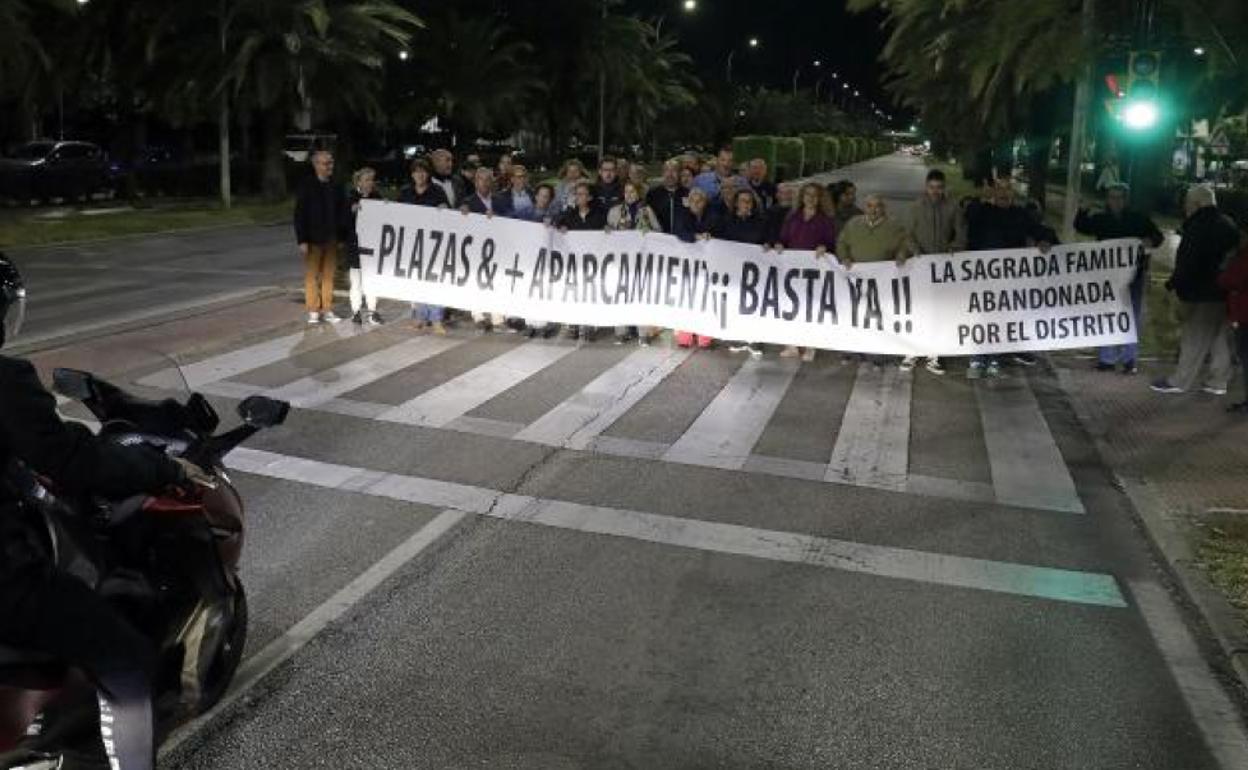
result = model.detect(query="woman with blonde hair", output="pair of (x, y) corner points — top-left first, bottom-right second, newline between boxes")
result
(607, 180), (663, 345)
(553, 158), (588, 212)
(775, 182), (838, 361)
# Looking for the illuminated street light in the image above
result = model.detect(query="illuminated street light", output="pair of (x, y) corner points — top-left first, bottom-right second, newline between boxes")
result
(853, 90), (860, 97)
(398, 50), (409, 61)
(748, 37), (759, 48)
(813, 60), (822, 67)
(683, 0), (697, 11)
(1193, 46), (1205, 56)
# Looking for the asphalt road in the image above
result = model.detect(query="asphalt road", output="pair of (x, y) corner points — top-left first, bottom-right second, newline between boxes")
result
(31, 155), (1248, 769)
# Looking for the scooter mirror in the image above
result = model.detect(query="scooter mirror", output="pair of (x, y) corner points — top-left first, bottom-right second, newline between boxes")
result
(52, 368), (97, 402)
(237, 396), (290, 428)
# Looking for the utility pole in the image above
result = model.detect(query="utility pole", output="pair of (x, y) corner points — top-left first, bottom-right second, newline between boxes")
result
(596, 0), (606, 168)
(1061, 0), (1094, 241)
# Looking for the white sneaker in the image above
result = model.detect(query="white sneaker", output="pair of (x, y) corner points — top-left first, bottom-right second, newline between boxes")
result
(307, 312), (321, 325)
(899, 356), (917, 373)
(322, 311), (343, 324)
(800, 348), (816, 363)
(925, 358), (946, 376)
(728, 343), (752, 353)
(1203, 385), (1228, 396)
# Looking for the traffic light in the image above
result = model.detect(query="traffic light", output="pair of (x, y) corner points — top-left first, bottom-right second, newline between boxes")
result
(1122, 51), (1161, 130)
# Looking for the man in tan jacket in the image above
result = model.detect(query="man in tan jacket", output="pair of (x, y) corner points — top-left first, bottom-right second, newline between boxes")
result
(899, 168), (967, 375)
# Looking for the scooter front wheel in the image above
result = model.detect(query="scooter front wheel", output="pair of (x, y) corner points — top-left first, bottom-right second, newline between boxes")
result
(196, 585), (248, 713)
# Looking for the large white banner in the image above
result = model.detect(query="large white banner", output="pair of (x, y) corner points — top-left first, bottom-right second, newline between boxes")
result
(357, 200), (1143, 356)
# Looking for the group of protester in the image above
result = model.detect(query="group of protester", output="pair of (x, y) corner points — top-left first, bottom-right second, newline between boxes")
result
(292, 145), (1248, 403)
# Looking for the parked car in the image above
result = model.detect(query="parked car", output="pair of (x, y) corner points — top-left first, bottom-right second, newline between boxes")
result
(0, 140), (116, 204)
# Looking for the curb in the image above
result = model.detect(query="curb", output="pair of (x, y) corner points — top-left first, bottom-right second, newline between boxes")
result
(1055, 366), (1248, 690)
(3, 217), (288, 252)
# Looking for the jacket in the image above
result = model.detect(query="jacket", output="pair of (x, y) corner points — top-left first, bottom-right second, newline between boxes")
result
(714, 213), (768, 245)
(747, 179), (778, 211)
(593, 179), (625, 211)
(462, 192), (496, 216)
(693, 171), (747, 200)
(0, 356), (183, 573)
(1172, 206), (1240, 303)
(607, 203), (662, 233)
(779, 210), (838, 251)
(966, 201), (1057, 251)
(430, 172), (463, 208)
(674, 207), (719, 243)
(1218, 246), (1248, 324)
(1074, 207), (1164, 274)
(908, 195), (967, 254)
(833, 203), (863, 233)
(837, 215), (911, 263)
(293, 176), (348, 245)
(556, 205), (607, 231)
(397, 183), (450, 208)
(493, 188), (535, 219)
(646, 185), (688, 234)
(345, 188), (383, 269)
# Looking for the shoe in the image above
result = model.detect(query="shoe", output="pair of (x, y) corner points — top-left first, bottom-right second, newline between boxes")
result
(506, 318), (526, 333)
(748, 345), (763, 359)
(801, 348), (816, 363)
(307, 312), (321, 325)
(1228, 402), (1248, 414)
(729, 343), (752, 353)
(638, 335), (652, 348)
(564, 326), (581, 341)
(526, 327), (539, 338)
(780, 346), (800, 358)
(899, 356), (917, 372)
(541, 326), (558, 339)
(925, 358), (946, 375)
(322, 311), (342, 324)
(351, 311), (364, 325)
(1012, 353), (1037, 367)
(368, 311), (383, 325)
(1121, 360), (1138, 375)
(967, 362), (984, 380)
(1094, 361), (1116, 372)
(1203, 385), (1229, 396)
(475, 319), (492, 332)
(985, 361), (1002, 378)
(430, 322), (447, 335)
(1150, 378), (1184, 394)
(677, 338), (692, 349)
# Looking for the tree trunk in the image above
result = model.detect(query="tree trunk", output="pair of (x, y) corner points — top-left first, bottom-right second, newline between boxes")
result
(219, 91), (232, 209)
(261, 109), (287, 200)
(1027, 134), (1053, 212)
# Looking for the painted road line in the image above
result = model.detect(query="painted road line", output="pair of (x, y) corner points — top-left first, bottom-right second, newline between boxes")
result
(378, 341), (577, 428)
(663, 357), (799, 470)
(268, 336), (463, 409)
(827, 364), (912, 490)
(175, 324), (382, 389)
(225, 447), (1127, 608)
(1128, 580), (1248, 766)
(513, 346), (693, 449)
(976, 376), (1085, 514)
(158, 508), (470, 760)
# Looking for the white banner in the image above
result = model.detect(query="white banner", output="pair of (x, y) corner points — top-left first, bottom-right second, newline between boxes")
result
(357, 200), (1143, 356)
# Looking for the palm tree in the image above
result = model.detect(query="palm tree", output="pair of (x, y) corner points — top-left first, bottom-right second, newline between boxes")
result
(0, 0), (71, 140)
(396, 7), (542, 147)
(220, 0), (422, 199)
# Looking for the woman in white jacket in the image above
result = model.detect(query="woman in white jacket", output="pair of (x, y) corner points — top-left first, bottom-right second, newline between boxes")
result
(607, 180), (663, 344)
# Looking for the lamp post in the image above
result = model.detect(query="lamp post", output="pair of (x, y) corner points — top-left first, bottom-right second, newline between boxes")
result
(726, 37), (760, 84)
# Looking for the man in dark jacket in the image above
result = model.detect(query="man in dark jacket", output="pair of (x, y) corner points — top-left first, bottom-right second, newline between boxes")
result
(592, 157), (625, 211)
(493, 164), (535, 219)
(646, 160), (687, 234)
(965, 179), (1057, 376)
(1152, 185), (1240, 395)
(0, 254), (199, 770)
(294, 150), (349, 325)
(429, 149), (464, 207)
(745, 159), (778, 211)
(1075, 182), (1164, 374)
(555, 183), (607, 341)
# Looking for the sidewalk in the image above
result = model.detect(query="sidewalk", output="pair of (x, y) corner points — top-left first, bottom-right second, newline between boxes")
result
(1057, 359), (1248, 683)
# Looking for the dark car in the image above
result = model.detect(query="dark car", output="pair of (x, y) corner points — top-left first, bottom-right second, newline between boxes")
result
(0, 140), (115, 204)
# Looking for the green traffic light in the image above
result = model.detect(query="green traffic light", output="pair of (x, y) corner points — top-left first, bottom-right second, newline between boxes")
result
(1122, 99), (1159, 130)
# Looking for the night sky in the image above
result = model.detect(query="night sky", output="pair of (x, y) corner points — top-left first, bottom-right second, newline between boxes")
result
(626, 0), (893, 116)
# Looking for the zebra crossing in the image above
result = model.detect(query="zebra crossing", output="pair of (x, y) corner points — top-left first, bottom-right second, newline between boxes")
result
(173, 320), (1085, 514)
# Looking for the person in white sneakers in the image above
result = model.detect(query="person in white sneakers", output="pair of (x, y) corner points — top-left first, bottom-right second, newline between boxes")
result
(346, 167), (383, 326)
(293, 149), (347, 324)
(900, 169), (966, 375)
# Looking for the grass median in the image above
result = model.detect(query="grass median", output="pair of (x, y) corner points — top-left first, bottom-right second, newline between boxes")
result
(0, 197), (292, 249)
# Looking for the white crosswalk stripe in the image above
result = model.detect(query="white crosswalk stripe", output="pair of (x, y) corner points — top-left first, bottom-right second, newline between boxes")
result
(158, 328), (1087, 513)
(377, 341), (576, 428)
(663, 357), (799, 470)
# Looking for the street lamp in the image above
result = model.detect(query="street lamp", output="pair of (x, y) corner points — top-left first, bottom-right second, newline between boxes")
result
(748, 37), (759, 48)
(398, 50), (409, 61)
(683, 0), (697, 10)
(1193, 46), (1205, 56)
(727, 38), (760, 83)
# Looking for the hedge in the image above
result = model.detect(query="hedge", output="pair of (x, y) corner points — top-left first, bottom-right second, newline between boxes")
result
(821, 136), (840, 169)
(773, 137), (805, 182)
(731, 136), (778, 179)
(799, 134), (828, 173)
